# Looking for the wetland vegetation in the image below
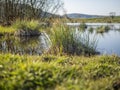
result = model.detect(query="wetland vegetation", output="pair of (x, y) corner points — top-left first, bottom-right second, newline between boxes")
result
(0, 54), (120, 90)
(0, 0), (120, 90)
(0, 19), (120, 90)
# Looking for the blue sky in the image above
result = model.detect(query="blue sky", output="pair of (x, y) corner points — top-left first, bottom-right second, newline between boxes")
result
(61, 0), (120, 15)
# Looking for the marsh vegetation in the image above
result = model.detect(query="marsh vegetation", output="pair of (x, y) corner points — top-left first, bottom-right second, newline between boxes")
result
(0, 21), (120, 90)
(0, 0), (120, 90)
(0, 54), (120, 90)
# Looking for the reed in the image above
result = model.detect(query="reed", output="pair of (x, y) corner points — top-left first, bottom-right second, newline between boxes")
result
(96, 26), (110, 33)
(79, 23), (87, 31)
(88, 27), (94, 33)
(49, 24), (98, 55)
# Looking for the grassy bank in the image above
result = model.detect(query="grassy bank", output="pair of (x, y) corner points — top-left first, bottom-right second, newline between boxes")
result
(0, 26), (15, 36)
(0, 17), (120, 36)
(0, 20), (42, 36)
(0, 20), (98, 56)
(0, 54), (120, 90)
(68, 16), (120, 23)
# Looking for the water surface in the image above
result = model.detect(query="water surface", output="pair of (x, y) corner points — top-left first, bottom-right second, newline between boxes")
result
(0, 33), (49, 55)
(69, 23), (120, 56)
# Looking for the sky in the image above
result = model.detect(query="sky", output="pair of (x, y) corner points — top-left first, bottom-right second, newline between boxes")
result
(60, 0), (120, 15)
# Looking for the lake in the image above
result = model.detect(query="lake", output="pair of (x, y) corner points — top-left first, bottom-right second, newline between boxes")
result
(68, 23), (120, 56)
(0, 23), (120, 56)
(97, 30), (120, 55)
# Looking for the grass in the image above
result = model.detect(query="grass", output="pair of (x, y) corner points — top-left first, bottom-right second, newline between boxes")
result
(88, 27), (94, 33)
(96, 26), (110, 33)
(0, 54), (120, 90)
(79, 23), (87, 31)
(12, 20), (41, 31)
(49, 24), (98, 55)
(67, 16), (120, 23)
(0, 26), (15, 36)
(0, 19), (120, 90)
(0, 20), (42, 36)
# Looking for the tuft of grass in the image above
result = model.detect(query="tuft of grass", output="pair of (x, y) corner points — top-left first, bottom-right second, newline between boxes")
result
(79, 23), (87, 31)
(0, 25), (15, 35)
(12, 20), (41, 31)
(0, 20), (42, 36)
(88, 27), (94, 33)
(49, 24), (98, 56)
(96, 26), (110, 33)
(0, 54), (120, 90)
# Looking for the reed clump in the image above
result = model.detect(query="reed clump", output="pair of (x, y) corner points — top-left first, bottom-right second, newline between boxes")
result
(49, 23), (98, 56)
(79, 23), (87, 31)
(97, 26), (110, 33)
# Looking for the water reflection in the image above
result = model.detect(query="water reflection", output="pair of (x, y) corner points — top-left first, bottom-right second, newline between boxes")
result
(97, 30), (120, 56)
(69, 23), (120, 56)
(0, 34), (49, 55)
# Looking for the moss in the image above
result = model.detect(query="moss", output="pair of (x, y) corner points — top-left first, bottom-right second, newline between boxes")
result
(0, 54), (120, 90)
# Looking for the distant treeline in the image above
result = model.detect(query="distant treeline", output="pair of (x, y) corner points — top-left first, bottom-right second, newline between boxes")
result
(63, 16), (120, 23)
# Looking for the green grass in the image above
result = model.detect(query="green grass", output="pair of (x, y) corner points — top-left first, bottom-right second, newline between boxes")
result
(0, 54), (120, 90)
(96, 26), (110, 33)
(67, 16), (120, 23)
(88, 27), (94, 33)
(49, 24), (98, 55)
(12, 20), (41, 31)
(0, 26), (15, 35)
(79, 23), (87, 31)
(0, 20), (42, 36)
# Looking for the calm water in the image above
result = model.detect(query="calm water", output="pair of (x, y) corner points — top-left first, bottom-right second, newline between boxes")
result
(0, 23), (120, 56)
(0, 33), (50, 55)
(97, 30), (120, 55)
(74, 23), (120, 56)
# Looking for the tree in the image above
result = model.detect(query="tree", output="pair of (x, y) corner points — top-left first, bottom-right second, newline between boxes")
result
(109, 12), (116, 19)
(0, 0), (63, 23)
